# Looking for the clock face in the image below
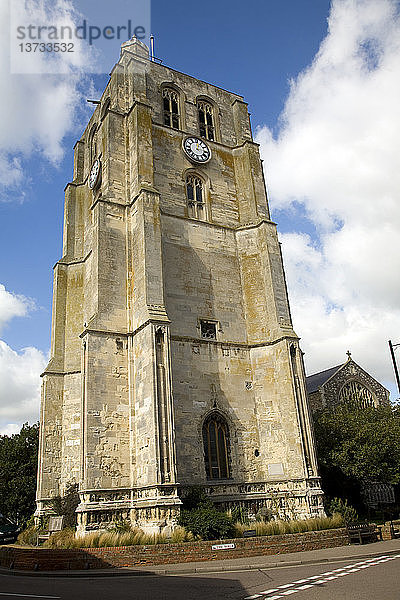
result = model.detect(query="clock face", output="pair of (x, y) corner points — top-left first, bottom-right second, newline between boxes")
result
(88, 159), (101, 189)
(182, 137), (211, 163)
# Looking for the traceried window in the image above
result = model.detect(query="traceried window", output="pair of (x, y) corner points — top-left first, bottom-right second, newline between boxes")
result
(162, 88), (180, 129)
(339, 380), (375, 408)
(186, 174), (206, 220)
(203, 413), (230, 480)
(197, 100), (215, 140)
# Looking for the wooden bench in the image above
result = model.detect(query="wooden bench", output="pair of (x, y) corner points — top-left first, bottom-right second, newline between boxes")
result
(347, 522), (382, 544)
(389, 520), (400, 539)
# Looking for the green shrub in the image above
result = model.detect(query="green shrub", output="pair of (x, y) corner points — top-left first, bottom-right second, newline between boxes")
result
(328, 497), (358, 523)
(106, 518), (132, 533)
(230, 505), (248, 524)
(255, 506), (274, 522)
(179, 506), (234, 540)
(180, 486), (213, 511)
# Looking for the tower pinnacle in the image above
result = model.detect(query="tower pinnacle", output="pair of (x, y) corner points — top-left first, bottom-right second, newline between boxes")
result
(120, 36), (149, 59)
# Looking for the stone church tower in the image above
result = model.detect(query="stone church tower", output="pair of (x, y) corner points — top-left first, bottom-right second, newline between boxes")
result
(36, 38), (324, 533)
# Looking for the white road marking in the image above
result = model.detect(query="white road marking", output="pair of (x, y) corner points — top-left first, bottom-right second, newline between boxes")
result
(0, 595), (60, 599)
(244, 553), (400, 600)
(297, 584), (314, 590)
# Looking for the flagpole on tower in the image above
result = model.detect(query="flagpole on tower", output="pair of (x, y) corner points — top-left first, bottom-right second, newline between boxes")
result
(150, 34), (155, 61)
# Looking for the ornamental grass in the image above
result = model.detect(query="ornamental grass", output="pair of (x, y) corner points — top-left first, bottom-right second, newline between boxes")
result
(32, 514), (344, 548)
(233, 513), (344, 538)
(43, 525), (195, 549)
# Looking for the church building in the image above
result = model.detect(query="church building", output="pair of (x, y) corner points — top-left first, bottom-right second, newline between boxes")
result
(36, 38), (324, 534)
(306, 353), (390, 413)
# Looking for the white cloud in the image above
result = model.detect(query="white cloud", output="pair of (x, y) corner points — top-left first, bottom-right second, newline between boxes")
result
(0, 423), (21, 437)
(0, 0), (94, 197)
(256, 0), (400, 396)
(0, 284), (35, 332)
(0, 284), (47, 435)
(0, 342), (47, 434)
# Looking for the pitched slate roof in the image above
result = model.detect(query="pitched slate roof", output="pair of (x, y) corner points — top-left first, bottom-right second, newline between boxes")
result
(305, 364), (344, 394)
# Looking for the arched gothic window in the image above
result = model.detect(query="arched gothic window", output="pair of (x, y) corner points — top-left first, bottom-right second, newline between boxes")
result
(203, 413), (230, 480)
(186, 174), (206, 220)
(162, 88), (180, 128)
(339, 380), (375, 408)
(197, 100), (215, 140)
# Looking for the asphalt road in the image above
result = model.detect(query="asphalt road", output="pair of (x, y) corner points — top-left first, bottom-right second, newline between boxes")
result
(1, 552), (399, 600)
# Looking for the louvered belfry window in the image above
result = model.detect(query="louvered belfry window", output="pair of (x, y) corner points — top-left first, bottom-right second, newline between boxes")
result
(186, 174), (205, 219)
(198, 100), (215, 140)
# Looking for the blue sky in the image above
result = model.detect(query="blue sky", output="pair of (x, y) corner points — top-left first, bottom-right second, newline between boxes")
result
(0, 0), (331, 351)
(1, 0), (400, 433)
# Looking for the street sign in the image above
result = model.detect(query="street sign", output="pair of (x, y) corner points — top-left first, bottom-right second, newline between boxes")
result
(243, 529), (257, 537)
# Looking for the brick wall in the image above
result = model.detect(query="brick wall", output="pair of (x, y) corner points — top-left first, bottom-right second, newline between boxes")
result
(0, 528), (349, 571)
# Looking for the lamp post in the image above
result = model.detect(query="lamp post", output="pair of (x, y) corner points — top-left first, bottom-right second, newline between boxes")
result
(388, 340), (400, 395)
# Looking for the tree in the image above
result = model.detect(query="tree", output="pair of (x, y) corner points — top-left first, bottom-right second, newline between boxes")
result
(178, 486), (235, 540)
(313, 403), (400, 509)
(0, 422), (39, 525)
